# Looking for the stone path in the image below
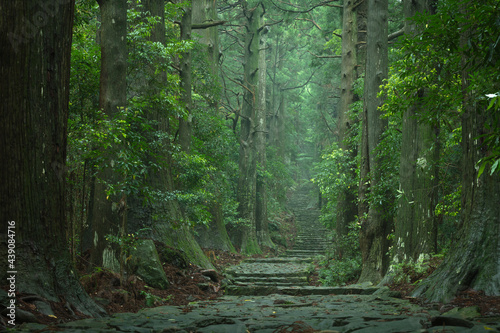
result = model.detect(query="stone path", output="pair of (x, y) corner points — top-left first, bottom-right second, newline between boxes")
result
(285, 182), (328, 258)
(224, 182), (327, 296)
(13, 183), (499, 332)
(16, 293), (494, 332)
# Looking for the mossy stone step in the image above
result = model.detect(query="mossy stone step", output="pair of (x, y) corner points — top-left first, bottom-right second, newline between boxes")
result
(225, 285), (381, 296)
(233, 276), (309, 285)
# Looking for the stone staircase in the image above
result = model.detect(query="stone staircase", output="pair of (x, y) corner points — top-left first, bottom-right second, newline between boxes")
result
(286, 182), (329, 258)
(225, 182), (335, 296)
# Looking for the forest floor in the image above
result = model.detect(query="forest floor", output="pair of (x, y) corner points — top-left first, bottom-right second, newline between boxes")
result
(7, 248), (500, 329)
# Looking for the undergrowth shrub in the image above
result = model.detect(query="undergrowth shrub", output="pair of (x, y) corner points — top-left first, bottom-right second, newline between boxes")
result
(318, 222), (362, 286)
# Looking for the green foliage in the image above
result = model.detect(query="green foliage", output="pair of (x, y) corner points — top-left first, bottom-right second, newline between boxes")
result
(477, 94), (500, 177)
(312, 145), (358, 229)
(391, 254), (443, 286)
(323, 29), (342, 55)
(140, 290), (172, 307)
(318, 222), (362, 286)
(106, 228), (150, 254)
(368, 121), (401, 218)
(318, 257), (362, 286)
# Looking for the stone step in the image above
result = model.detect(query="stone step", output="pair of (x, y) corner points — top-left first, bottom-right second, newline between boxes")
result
(294, 239), (328, 245)
(242, 257), (313, 264)
(293, 242), (328, 247)
(233, 276), (309, 285)
(225, 285), (381, 296)
(285, 250), (326, 257)
(224, 262), (311, 279)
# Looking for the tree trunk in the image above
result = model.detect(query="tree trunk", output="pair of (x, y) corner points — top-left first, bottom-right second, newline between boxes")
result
(192, 0), (220, 79)
(255, 19), (275, 250)
(151, 147), (215, 269)
(128, 0), (215, 270)
(389, 0), (439, 268)
(268, 35), (287, 206)
(0, 0), (105, 318)
(195, 200), (236, 252)
(90, 0), (128, 270)
(336, 0), (366, 246)
(179, 4), (193, 152)
(358, 0), (390, 284)
(412, 3), (500, 301)
(192, 0), (236, 253)
(234, 2), (262, 254)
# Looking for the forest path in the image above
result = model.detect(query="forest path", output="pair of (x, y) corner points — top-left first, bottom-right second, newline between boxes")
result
(285, 181), (329, 258)
(15, 182), (490, 332)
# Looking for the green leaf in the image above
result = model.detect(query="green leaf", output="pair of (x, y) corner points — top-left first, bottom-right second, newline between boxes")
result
(490, 159), (499, 175)
(477, 161), (487, 178)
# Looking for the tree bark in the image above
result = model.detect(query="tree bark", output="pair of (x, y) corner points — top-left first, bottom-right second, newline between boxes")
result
(234, 2), (262, 254)
(358, 0), (390, 284)
(128, 0), (215, 270)
(255, 18), (275, 250)
(0, 0), (105, 317)
(389, 0), (439, 268)
(412, 2), (500, 301)
(192, 0), (220, 79)
(179, 4), (193, 152)
(192, 0), (236, 254)
(336, 0), (367, 248)
(90, 0), (128, 269)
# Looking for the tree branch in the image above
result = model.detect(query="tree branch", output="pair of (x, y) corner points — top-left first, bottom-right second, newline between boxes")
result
(192, 20), (227, 29)
(388, 28), (405, 41)
(307, 50), (342, 59)
(270, 0), (341, 14)
(281, 68), (319, 91)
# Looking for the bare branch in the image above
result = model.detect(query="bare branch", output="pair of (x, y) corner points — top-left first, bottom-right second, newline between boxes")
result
(281, 68), (319, 91)
(192, 20), (227, 29)
(307, 50), (342, 59)
(388, 28), (405, 41)
(270, 0), (341, 14)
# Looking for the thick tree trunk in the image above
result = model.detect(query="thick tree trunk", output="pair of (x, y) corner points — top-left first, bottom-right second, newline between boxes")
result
(255, 22), (275, 250)
(336, 0), (366, 245)
(149, 165), (215, 269)
(234, 3), (262, 254)
(390, 0), (438, 267)
(195, 200), (236, 252)
(192, 0), (236, 254)
(358, 0), (390, 284)
(128, 0), (214, 270)
(0, 0), (105, 318)
(394, 110), (438, 263)
(412, 4), (500, 300)
(192, 0), (220, 79)
(90, 0), (128, 269)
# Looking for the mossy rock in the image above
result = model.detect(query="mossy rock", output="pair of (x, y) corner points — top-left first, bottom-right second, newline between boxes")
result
(128, 240), (169, 289)
(156, 242), (190, 269)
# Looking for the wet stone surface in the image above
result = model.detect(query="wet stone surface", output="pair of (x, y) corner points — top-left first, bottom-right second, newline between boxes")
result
(15, 293), (495, 332)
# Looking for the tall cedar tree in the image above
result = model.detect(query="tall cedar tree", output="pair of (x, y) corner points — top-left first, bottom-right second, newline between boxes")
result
(0, 0), (105, 317)
(392, 0), (438, 267)
(336, 0), (367, 247)
(412, 0), (500, 301)
(358, 0), (390, 284)
(192, 0), (237, 253)
(235, 2), (262, 254)
(90, 0), (129, 269)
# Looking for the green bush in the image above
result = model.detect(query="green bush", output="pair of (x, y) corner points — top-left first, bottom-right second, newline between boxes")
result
(319, 257), (362, 286)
